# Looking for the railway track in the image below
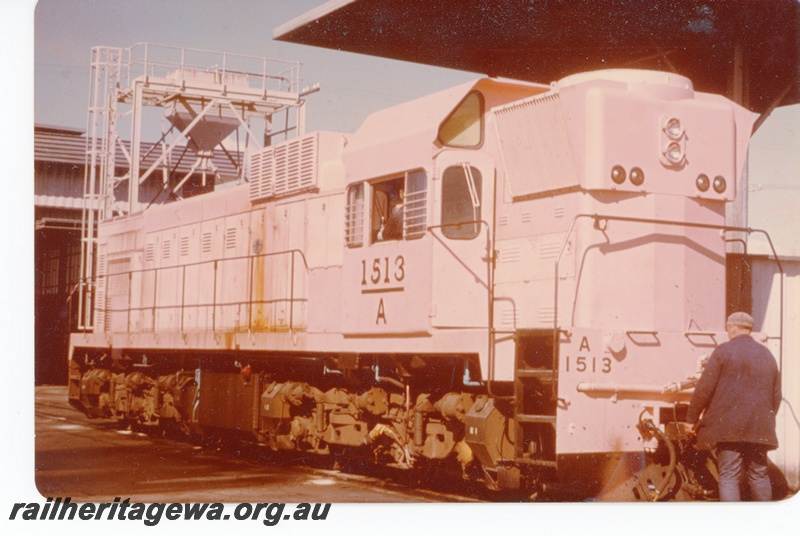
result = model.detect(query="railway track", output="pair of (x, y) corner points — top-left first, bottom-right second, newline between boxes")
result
(35, 386), (483, 503)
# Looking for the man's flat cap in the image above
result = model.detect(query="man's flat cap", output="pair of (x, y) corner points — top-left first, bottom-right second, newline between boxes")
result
(727, 311), (754, 328)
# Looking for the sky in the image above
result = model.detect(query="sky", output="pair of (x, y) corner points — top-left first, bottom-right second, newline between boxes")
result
(32, 0), (477, 135)
(3, 0), (800, 534)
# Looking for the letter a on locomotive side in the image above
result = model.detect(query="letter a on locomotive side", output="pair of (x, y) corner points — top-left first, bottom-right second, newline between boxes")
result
(68, 67), (756, 500)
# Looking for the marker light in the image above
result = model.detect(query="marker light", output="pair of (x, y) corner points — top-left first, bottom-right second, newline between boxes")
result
(696, 174), (710, 192)
(665, 142), (684, 165)
(611, 165), (626, 184)
(713, 175), (727, 194)
(665, 118), (683, 140)
(630, 167), (645, 186)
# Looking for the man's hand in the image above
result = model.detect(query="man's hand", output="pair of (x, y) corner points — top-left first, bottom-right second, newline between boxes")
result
(679, 422), (697, 441)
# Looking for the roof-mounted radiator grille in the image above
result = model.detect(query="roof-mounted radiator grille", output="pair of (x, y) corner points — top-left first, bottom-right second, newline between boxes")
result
(493, 93), (577, 199)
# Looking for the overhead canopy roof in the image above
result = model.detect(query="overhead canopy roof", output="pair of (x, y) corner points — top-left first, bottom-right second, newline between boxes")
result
(274, 0), (798, 116)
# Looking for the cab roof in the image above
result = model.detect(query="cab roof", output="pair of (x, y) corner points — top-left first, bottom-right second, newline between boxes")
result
(343, 78), (547, 181)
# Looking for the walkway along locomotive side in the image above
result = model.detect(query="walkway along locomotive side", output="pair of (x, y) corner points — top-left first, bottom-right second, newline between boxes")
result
(68, 65), (774, 500)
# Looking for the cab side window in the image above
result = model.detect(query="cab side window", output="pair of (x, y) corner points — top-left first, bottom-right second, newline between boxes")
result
(442, 165), (482, 239)
(371, 178), (404, 243)
(370, 170), (427, 243)
(438, 91), (484, 149)
(345, 183), (364, 247)
(404, 169), (426, 239)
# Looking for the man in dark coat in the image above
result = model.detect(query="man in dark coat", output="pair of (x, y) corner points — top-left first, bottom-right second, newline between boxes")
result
(687, 311), (782, 501)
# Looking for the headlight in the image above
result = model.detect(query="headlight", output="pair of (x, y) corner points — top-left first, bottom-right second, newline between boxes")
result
(713, 176), (727, 193)
(660, 116), (686, 168)
(665, 142), (684, 165)
(665, 118), (683, 140)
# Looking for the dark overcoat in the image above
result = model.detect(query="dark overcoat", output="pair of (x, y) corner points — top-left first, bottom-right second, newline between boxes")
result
(686, 334), (781, 449)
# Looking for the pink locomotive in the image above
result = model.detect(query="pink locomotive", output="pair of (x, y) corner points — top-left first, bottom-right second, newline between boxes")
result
(69, 63), (755, 500)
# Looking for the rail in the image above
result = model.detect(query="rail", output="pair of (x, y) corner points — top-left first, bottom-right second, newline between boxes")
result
(553, 214), (785, 379)
(95, 249), (309, 335)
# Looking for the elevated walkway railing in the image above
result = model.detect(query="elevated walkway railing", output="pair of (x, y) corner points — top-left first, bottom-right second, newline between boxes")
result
(108, 43), (302, 97)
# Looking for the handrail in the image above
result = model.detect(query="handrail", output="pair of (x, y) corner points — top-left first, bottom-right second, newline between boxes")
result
(553, 214), (785, 377)
(120, 43), (302, 95)
(98, 248), (310, 335)
(427, 219), (509, 398)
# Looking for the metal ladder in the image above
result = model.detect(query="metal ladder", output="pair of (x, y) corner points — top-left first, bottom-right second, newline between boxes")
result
(513, 330), (558, 469)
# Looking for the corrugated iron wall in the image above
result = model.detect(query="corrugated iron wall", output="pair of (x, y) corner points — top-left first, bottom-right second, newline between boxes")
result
(751, 256), (800, 492)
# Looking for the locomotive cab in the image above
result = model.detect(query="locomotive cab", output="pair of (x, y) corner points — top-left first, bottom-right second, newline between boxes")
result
(340, 79), (546, 338)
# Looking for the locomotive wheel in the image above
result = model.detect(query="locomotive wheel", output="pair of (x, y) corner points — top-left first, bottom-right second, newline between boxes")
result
(630, 460), (690, 501)
(594, 453), (690, 502)
(595, 453), (692, 502)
